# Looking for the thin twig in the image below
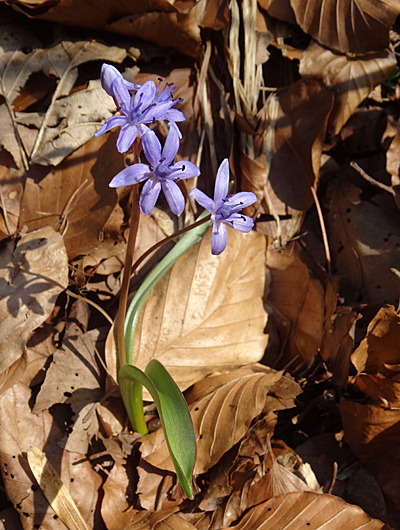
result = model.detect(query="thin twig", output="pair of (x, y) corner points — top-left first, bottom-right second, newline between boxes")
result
(350, 161), (394, 195)
(310, 186), (331, 274)
(65, 289), (114, 325)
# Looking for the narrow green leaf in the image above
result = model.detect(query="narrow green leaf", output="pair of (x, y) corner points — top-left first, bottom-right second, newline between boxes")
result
(118, 362), (196, 499)
(124, 212), (211, 365)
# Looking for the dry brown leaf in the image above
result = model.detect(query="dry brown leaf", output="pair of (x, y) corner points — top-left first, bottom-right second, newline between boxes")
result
(0, 383), (101, 530)
(222, 491), (392, 530)
(290, 0), (400, 54)
(109, 227), (268, 392)
(324, 178), (400, 305)
(265, 247), (325, 366)
(0, 226), (68, 383)
(19, 133), (122, 260)
(140, 365), (301, 475)
(33, 329), (104, 454)
(244, 77), (333, 243)
(259, 0), (297, 25)
(0, 27), (130, 168)
(300, 41), (396, 136)
(5, 0), (201, 58)
(101, 462), (138, 530)
(350, 305), (400, 378)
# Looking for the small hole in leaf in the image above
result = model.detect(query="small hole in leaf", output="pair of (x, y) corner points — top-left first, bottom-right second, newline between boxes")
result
(53, 515), (59, 520)
(64, 392), (72, 398)
(267, 507), (271, 512)
(10, 474), (14, 479)
(199, 434), (203, 440)
(194, 407), (199, 411)
(23, 513), (29, 518)
(71, 478), (74, 483)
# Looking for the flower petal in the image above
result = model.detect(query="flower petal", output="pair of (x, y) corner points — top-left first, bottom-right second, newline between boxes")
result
(218, 191), (257, 215)
(162, 180), (185, 216)
(142, 129), (162, 167)
(211, 220), (228, 255)
(222, 213), (254, 233)
(109, 164), (152, 187)
(135, 81), (156, 111)
(214, 159), (230, 204)
(165, 109), (185, 122)
(162, 127), (179, 165)
(95, 115), (129, 137)
(101, 64), (121, 96)
(112, 77), (133, 114)
(169, 161), (200, 180)
(139, 177), (161, 215)
(116, 123), (139, 153)
(168, 120), (182, 139)
(190, 188), (215, 212)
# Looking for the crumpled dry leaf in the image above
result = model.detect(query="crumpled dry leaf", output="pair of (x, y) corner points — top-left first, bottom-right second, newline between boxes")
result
(221, 491), (391, 530)
(108, 227), (269, 391)
(4, 0), (201, 58)
(33, 329), (104, 454)
(300, 41), (396, 136)
(340, 305), (400, 510)
(0, 383), (101, 530)
(244, 77), (333, 244)
(101, 462), (138, 530)
(19, 133), (121, 260)
(0, 27), (131, 167)
(290, 0), (400, 54)
(0, 226), (68, 386)
(140, 364), (301, 475)
(324, 178), (400, 305)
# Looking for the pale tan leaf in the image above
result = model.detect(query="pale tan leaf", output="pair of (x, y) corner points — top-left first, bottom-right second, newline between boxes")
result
(33, 329), (104, 454)
(0, 384), (101, 530)
(141, 365), (301, 475)
(0, 226), (68, 378)
(224, 491), (391, 529)
(124, 227), (268, 392)
(27, 447), (89, 530)
(19, 133), (121, 260)
(290, 0), (400, 54)
(300, 41), (397, 135)
(101, 462), (139, 530)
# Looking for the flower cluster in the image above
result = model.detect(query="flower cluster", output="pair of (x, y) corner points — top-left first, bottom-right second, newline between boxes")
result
(97, 64), (257, 254)
(96, 64), (185, 153)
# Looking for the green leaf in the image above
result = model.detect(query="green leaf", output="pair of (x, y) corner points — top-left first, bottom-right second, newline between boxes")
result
(124, 212), (211, 365)
(118, 361), (196, 499)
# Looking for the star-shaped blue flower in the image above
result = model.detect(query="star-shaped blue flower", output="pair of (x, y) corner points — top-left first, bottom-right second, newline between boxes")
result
(190, 159), (257, 255)
(109, 128), (200, 216)
(96, 64), (185, 153)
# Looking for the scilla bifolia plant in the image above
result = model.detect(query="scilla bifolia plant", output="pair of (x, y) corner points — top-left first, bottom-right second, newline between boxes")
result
(96, 64), (257, 499)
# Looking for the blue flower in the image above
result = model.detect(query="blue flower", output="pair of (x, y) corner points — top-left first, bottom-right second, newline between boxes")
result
(100, 63), (141, 98)
(109, 128), (200, 216)
(96, 65), (185, 153)
(190, 159), (257, 255)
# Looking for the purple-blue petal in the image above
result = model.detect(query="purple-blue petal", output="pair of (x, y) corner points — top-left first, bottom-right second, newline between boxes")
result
(135, 81), (156, 111)
(116, 123), (139, 153)
(101, 64), (121, 96)
(211, 221), (228, 255)
(139, 177), (161, 215)
(112, 77), (133, 115)
(190, 188), (215, 212)
(95, 115), (129, 137)
(165, 109), (185, 122)
(142, 129), (162, 167)
(162, 127), (179, 165)
(222, 213), (254, 233)
(214, 159), (230, 204)
(169, 161), (201, 180)
(109, 164), (152, 187)
(218, 191), (257, 215)
(162, 180), (185, 216)
(168, 121), (182, 139)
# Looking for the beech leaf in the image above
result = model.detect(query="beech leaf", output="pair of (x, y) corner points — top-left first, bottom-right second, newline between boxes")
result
(0, 226), (68, 380)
